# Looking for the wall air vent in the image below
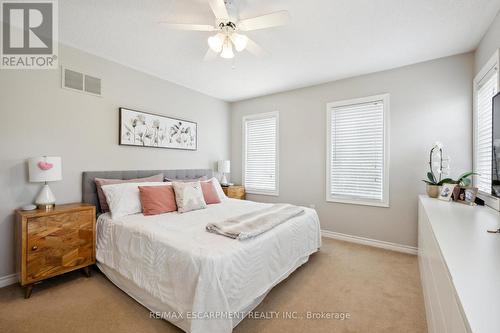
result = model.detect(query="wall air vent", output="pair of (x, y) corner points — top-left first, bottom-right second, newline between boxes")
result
(63, 68), (83, 91)
(62, 67), (102, 96)
(84, 75), (101, 95)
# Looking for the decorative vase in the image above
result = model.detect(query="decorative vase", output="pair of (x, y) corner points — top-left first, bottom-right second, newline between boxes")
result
(426, 184), (441, 198)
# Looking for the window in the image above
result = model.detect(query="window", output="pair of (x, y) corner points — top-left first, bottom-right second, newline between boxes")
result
(326, 94), (390, 207)
(243, 112), (279, 196)
(474, 51), (499, 195)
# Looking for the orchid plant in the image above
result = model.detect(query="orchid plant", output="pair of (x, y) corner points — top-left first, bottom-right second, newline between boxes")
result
(422, 142), (476, 186)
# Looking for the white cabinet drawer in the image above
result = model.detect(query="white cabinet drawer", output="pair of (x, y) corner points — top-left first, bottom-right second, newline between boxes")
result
(418, 200), (469, 333)
(419, 205), (446, 333)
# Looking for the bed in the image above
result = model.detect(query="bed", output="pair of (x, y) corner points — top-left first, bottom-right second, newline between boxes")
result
(82, 170), (321, 333)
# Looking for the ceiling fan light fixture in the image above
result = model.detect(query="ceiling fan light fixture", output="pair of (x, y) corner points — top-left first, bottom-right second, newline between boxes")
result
(220, 38), (234, 59)
(208, 33), (224, 52)
(162, 0), (289, 60)
(231, 33), (248, 52)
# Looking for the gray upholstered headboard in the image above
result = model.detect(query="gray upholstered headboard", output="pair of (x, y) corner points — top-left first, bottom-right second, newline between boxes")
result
(82, 169), (213, 213)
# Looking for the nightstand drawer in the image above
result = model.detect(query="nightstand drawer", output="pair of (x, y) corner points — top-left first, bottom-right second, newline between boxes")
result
(222, 186), (246, 200)
(24, 208), (95, 283)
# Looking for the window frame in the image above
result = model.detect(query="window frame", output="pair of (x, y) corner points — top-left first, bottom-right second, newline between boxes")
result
(325, 94), (390, 207)
(242, 111), (280, 196)
(473, 49), (500, 197)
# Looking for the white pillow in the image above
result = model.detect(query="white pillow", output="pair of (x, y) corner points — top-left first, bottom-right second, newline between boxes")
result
(172, 181), (207, 213)
(101, 181), (167, 219)
(205, 177), (228, 200)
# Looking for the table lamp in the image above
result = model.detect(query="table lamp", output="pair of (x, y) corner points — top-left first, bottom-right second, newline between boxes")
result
(218, 160), (230, 185)
(28, 156), (62, 210)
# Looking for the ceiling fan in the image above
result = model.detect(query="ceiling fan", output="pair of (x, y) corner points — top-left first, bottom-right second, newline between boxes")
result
(160, 0), (290, 60)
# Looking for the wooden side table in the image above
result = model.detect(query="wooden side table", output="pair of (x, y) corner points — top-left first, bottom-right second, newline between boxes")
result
(222, 185), (246, 200)
(15, 203), (96, 298)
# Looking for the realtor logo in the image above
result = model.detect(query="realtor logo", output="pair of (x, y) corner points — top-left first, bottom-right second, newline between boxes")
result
(1, 0), (58, 69)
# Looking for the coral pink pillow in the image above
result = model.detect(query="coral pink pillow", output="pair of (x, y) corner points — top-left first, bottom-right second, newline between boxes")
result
(95, 173), (164, 213)
(201, 179), (222, 204)
(138, 185), (177, 216)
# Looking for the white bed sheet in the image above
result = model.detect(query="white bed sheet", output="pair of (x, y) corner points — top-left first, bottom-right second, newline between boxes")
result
(96, 199), (321, 333)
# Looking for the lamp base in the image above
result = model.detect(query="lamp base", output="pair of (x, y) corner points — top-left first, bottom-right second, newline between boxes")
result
(37, 203), (55, 211)
(35, 184), (56, 210)
(220, 173), (228, 186)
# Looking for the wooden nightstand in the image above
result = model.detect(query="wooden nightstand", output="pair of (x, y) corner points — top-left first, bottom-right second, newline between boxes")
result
(15, 203), (96, 298)
(222, 185), (246, 200)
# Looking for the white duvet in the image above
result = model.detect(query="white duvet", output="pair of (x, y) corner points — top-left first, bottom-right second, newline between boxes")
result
(96, 199), (321, 333)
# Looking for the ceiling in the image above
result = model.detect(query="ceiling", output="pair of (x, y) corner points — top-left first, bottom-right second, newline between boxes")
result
(60, 0), (500, 102)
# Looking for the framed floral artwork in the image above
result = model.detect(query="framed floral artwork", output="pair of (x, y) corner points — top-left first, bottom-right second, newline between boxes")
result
(119, 107), (197, 151)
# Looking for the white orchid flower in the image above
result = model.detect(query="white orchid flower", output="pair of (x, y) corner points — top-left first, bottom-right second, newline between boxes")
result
(434, 141), (444, 149)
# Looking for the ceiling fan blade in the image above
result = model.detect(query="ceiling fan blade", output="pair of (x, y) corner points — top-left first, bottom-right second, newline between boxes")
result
(245, 37), (267, 57)
(238, 10), (290, 31)
(208, 0), (229, 20)
(203, 48), (219, 61)
(160, 23), (215, 31)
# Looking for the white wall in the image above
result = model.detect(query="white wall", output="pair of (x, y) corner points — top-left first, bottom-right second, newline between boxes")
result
(230, 53), (474, 248)
(475, 10), (500, 74)
(0, 44), (230, 278)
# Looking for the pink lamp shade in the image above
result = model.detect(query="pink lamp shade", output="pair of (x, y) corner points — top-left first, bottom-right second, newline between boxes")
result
(28, 156), (62, 183)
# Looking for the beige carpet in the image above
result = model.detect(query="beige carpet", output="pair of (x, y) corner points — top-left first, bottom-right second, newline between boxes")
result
(0, 238), (426, 333)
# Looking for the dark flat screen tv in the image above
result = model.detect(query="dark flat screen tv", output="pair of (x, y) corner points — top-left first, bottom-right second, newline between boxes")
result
(492, 92), (500, 197)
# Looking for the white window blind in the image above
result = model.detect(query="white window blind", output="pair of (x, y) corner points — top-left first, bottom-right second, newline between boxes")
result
(475, 67), (499, 194)
(243, 112), (279, 195)
(326, 95), (389, 207)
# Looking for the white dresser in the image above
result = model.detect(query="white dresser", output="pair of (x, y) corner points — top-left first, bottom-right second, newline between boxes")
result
(418, 195), (500, 333)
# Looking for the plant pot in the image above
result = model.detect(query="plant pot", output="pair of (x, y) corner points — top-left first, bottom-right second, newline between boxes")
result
(426, 184), (441, 198)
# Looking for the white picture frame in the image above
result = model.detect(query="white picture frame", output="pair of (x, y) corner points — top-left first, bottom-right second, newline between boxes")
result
(438, 183), (456, 201)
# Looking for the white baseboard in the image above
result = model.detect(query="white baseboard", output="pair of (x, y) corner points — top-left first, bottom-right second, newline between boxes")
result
(0, 273), (18, 288)
(321, 230), (417, 255)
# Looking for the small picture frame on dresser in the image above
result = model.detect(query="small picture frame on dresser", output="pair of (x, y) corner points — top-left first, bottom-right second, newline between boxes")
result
(438, 183), (456, 201)
(452, 186), (478, 206)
